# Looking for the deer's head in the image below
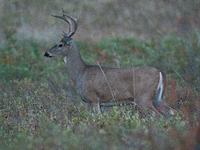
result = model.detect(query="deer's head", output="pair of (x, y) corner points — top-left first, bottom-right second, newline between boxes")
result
(44, 10), (80, 58)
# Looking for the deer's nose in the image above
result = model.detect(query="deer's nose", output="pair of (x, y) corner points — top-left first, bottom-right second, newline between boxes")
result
(44, 52), (51, 57)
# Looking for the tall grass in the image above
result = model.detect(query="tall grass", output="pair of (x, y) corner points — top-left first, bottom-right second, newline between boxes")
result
(1, 0), (200, 149)
(1, 30), (200, 149)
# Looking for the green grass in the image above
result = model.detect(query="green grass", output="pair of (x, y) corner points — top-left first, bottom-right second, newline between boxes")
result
(0, 29), (200, 149)
(1, 0), (200, 149)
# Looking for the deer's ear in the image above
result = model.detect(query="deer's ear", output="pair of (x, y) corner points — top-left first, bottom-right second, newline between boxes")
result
(63, 35), (74, 45)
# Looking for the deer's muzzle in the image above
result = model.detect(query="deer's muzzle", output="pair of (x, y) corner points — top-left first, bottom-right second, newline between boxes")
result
(44, 52), (52, 57)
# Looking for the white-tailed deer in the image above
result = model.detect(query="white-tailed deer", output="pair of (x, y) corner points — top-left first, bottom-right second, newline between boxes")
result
(44, 9), (175, 118)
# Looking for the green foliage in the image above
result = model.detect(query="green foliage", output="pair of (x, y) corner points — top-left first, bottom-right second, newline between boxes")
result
(1, 29), (200, 149)
(1, 0), (200, 149)
(0, 29), (67, 83)
(0, 79), (199, 149)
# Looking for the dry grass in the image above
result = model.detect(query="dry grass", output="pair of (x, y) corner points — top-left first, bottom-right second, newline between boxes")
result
(1, 0), (200, 43)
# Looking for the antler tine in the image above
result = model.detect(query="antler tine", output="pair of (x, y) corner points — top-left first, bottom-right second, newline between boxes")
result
(51, 9), (81, 37)
(51, 13), (75, 37)
(61, 12), (80, 36)
(62, 8), (65, 14)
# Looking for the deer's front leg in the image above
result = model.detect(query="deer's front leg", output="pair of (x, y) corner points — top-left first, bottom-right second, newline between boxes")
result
(87, 96), (101, 114)
(91, 97), (101, 114)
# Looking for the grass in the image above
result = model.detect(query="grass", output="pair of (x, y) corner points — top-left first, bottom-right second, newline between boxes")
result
(1, 0), (200, 149)
(1, 31), (200, 149)
(1, 0), (200, 42)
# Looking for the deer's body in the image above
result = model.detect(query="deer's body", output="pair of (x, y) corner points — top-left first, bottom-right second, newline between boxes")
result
(81, 65), (161, 105)
(44, 10), (175, 118)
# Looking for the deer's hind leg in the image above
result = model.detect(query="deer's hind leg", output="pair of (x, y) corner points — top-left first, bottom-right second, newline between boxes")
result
(149, 102), (163, 118)
(136, 94), (163, 118)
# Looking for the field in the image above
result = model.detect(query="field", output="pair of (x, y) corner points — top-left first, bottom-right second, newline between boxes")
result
(1, 0), (200, 149)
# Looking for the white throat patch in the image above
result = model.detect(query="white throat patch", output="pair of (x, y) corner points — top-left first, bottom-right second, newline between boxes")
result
(63, 56), (67, 64)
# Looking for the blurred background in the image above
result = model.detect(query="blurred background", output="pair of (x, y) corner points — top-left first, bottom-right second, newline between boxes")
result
(1, 0), (200, 43)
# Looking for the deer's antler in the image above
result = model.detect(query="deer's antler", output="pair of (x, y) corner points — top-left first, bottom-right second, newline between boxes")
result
(51, 9), (81, 37)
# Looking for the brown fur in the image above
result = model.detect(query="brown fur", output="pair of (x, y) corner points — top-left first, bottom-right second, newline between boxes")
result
(44, 10), (175, 117)
(44, 42), (175, 117)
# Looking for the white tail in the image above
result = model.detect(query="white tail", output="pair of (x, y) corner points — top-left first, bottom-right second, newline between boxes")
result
(44, 9), (175, 118)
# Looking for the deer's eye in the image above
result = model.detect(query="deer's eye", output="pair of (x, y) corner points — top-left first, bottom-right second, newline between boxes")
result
(58, 44), (63, 48)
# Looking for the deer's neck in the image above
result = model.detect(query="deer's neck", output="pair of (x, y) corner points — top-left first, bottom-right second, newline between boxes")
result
(64, 44), (86, 84)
